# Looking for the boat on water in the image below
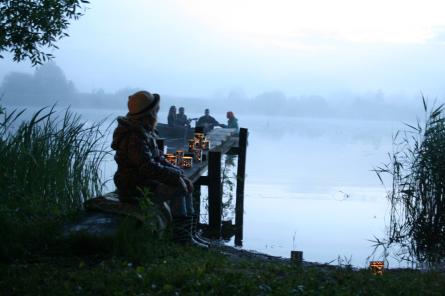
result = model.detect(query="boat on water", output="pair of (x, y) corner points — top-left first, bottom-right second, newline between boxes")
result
(156, 123), (195, 139)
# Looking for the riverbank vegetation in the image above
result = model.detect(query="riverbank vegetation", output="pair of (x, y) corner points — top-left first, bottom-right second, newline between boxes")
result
(1, 105), (444, 295)
(374, 98), (445, 269)
(0, 106), (108, 260)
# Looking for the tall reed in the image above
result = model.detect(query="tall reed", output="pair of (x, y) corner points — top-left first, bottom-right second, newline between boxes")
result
(0, 106), (109, 259)
(374, 97), (445, 268)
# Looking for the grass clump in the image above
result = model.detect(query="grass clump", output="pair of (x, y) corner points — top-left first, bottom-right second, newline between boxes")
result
(375, 97), (445, 268)
(0, 105), (108, 260)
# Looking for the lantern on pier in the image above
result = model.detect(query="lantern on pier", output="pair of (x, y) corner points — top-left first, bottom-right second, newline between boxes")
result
(165, 154), (177, 166)
(188, 139), (196, 151)
(182, 156), (193, 168)
(194, 132), (205, 142)
(175, 150), (184, 167)
(201, 139), (210, 150)
(194, 148), (203, 162)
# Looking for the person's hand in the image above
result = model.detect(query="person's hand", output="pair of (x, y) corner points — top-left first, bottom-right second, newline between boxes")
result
(182, 177), (194, 193)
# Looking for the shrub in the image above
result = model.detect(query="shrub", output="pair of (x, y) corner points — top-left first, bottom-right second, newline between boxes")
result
(374, 98), (445, 268)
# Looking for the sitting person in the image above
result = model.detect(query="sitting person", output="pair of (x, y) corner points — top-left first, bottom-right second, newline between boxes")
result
(226, 111), (239, 132)
(167, 105), (177, 127)
(196, 108), (222, 133)
(111, 91), (207, 247)
(175, 107), (190, 127)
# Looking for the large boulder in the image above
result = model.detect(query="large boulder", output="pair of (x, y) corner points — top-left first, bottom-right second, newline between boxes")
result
(64, 192), (172, 238)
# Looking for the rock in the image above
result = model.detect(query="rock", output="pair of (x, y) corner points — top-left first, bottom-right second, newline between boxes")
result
(64, 192), (172, 238)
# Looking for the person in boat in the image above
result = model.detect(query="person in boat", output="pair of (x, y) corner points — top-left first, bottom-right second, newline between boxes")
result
(167, 105), (177, 127)
(175, 107), (190, 128)
(196, 108), (222, 133)
(226, 111), (239, 132)
(111, 91), (207, 247)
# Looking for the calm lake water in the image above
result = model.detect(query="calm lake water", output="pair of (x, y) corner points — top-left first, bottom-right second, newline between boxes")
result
(11, 106), (408, 268)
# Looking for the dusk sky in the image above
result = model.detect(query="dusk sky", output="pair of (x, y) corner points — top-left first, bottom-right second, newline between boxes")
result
(1, 0), (445, 100)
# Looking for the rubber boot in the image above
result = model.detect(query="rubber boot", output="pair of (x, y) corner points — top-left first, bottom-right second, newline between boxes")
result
(172, 216), (208, 248)
(191, 215), (210, 246)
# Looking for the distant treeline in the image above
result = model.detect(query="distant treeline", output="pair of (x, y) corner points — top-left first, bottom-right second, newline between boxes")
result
(0, 62), (418, 120)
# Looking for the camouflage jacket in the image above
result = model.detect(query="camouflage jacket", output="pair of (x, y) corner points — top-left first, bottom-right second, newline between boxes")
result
(111, 116), (183, 197)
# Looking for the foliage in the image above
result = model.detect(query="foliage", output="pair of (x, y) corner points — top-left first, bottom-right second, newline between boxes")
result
(0, 62), (77, 105)
(0, 0), (89, 65)
(138, 186), (172, 236)
(1, 240), (445, 295)
(0, 106), (108, 260)
(374, 97), (445, 268)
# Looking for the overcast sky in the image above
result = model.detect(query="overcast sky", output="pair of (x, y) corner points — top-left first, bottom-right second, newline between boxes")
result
(1, 0), (445, 100)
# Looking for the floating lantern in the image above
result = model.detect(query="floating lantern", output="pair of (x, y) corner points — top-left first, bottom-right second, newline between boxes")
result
(369, 261), (384, 275)
(182, 156), (193, 168)
(165, 154), (177, 166)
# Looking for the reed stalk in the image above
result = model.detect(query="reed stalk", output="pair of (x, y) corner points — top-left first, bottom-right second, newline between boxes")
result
(374, 97), (445, 268)
(0, 105), (109, 259)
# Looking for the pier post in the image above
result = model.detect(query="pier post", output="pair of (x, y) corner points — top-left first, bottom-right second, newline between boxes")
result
(208, 150), (222, 238)
(235, 128), (248, 246)
(193, 184), (202, 221)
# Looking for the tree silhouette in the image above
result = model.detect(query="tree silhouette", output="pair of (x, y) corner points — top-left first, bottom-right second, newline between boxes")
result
(0, 0), (89, 66)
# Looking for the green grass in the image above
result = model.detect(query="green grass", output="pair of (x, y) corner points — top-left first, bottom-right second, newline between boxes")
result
(1, 231), (444, 296)
(0, 106), (109, 260)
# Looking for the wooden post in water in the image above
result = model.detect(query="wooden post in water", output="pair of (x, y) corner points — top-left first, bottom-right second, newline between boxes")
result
(208, 150), (222, 238)
(235, 128), (248, 246)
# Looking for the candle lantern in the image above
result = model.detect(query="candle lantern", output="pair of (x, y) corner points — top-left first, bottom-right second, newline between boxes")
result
(201, 139), (210, 150)
(194, 148), (203, 162)
(188, 139), (196, 151)
(165, 154), (177, 166)
(369, 261), (384, 275)
(194, 132), (205, 142)
(182, 156), (193, 168)
(175, 150), (184, 167)
(184, 152), (194, 159)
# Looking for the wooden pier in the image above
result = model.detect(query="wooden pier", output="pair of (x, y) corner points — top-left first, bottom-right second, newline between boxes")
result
(74, 127), (248, 245)
(163, 127), (248, 245)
